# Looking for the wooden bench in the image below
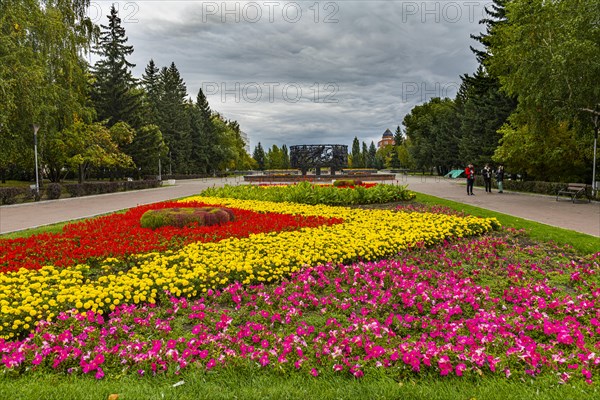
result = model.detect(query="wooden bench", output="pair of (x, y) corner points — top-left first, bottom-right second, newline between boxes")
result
(556, 183), (592, 203)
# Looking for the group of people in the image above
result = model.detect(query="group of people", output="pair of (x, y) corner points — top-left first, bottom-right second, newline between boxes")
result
(464, 163), (504, 195)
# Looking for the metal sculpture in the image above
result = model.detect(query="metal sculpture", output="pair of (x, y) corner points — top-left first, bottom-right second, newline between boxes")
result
(290, 144), (348, 176)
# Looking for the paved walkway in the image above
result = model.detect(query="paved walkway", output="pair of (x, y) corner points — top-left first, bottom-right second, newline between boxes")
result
(0, 177), (243, 234)
(0, 176), (599, 240)
(395, 175), (600, 238)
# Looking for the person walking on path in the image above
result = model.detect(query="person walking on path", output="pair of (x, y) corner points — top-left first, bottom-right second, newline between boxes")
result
(465, 164), (475, 195)
(496, 165), (505, 193)
(482, 164), (493, 193)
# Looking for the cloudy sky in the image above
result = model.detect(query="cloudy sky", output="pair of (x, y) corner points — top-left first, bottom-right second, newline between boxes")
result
(88, 1), (489, 150)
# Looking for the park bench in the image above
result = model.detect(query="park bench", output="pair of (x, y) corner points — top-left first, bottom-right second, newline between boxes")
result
(556, 183), (592, 203)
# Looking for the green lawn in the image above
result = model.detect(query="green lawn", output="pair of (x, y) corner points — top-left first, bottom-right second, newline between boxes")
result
(2, 367), (597, 400)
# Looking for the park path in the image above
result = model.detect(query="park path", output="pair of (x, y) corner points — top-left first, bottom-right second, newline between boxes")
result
(0, 177), (242, 234)
(395, 175), (600, 238)
(0, 175), (599, 240)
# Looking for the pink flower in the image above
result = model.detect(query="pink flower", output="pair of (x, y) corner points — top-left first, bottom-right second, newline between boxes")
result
(311, 368), (319, 377)
(206, 358), (216, 370)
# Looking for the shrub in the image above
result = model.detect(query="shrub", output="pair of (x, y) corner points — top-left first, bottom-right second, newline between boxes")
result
(45, 183), (62, 200)
(333, 179), (363, 187)
(0, 187), (30, 205)
(140, 207), (235, 230)
(474, 177), (573, 196)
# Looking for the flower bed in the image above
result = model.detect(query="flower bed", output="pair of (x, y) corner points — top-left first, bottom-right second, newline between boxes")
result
(1, 234), (598, 384)
(0, 201), (336, 273)
(0, 199), (497, 339)
(201, 181), (415, 205)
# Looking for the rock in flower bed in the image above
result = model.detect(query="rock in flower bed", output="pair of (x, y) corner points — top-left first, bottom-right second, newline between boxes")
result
(1, 231), (598, 384)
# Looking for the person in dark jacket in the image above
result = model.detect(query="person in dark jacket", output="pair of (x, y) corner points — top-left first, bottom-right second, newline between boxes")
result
(465, 164), (475, 195)
(482, 164), (492, 193)
(496, 165), (505, 193)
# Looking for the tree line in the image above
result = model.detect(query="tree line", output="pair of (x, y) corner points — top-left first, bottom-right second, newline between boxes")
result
(0, 3), (253, 183)
(399, 0), (598, 182)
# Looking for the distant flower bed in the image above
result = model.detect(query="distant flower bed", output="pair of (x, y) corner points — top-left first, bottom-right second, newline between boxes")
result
(257, 182), (378, 189)
(201, 181), (415, 205)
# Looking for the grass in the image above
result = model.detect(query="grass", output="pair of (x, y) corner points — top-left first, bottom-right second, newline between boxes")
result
(1, 368), (597, 400)
(0, 180), (33, 188)
(0, 221), (73, 239)
(413, 192), (599, 255)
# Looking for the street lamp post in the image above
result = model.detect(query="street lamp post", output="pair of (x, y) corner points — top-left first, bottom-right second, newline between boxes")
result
(33, 124), (40, 197)
(158, 157), (162, 181)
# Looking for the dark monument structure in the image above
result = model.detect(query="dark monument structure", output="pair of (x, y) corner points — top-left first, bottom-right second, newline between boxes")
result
(290, 144), (348, 176)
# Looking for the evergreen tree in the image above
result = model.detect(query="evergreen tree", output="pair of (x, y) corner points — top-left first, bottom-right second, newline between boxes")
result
(158, 63), (192, 174)
(470, 0), (509, 64)
(367, 141), (377, 169)
(389, 147), (401, 169)
(266, 145), (283, 169)
(458, 67), (516, 166)
(141, 59), (161, 126)
(403, 97), (461, 175)
(361, 142), (369, 168)
(91, 5), (141, 128)
(125, 124), (168, 178)
(351, 136), (362, 168)
(189, 88), (215, 174)
(281, 144), (291, 169)
(394, 125), (404, 146)
(253, 142), (266, 170)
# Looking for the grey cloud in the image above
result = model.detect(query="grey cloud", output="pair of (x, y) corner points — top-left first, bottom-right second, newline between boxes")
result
(98, 0), (484, 148)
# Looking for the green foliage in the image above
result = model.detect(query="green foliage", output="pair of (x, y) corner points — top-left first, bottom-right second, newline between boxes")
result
(351, 137), (363, 168)
(125, 124), (168, 178)
(253, 143), (266, 170)
(140, 207), (234, 229)
(158, 63), (192, 174)
(366, 141), (377, 169)
(266, 144), (284, 169)
(210, 115), (255, 171)
(389, 145), (401, 169)
(487, 0), (600, 122)
(91, 5), (141, 128)
(140, 59), (161, 126)
(403, 98), (461, 175)
(457, 67), (516, 166)
(45, 183), (62, 200)
(493, 114), (587, 181)
(56, 120), (134, 182)
(485, 0), (599, 183)
(281, 145), (291, 169)
(200, 182), (415, 206)
(333, 179), (362, 187)
(0, 0), (96, 182)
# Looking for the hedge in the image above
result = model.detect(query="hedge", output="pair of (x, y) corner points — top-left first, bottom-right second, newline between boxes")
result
(0, 180), (161, 205)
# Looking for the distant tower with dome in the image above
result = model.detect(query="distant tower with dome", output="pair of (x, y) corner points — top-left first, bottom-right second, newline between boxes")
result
(377, 128), (395, 149)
